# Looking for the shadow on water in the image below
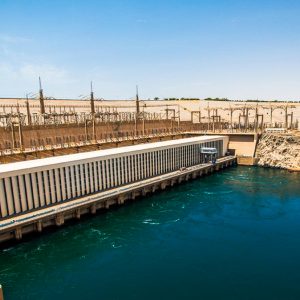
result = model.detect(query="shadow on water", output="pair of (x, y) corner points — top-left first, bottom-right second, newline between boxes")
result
(1, 166), (300, 300)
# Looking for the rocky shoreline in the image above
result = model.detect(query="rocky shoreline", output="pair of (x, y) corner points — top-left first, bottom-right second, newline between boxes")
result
(255, 134), (300, 171)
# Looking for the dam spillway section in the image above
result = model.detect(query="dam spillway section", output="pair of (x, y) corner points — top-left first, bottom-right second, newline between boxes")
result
(0, 136), (236, 244)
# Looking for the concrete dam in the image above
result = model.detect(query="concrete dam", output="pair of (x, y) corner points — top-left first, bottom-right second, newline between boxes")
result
(0, 135), (236, 244)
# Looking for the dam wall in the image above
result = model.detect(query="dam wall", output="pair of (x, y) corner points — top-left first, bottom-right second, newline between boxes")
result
(0, 156), (236, 244)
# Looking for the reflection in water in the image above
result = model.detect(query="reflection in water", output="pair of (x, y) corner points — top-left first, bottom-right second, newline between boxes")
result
(0, 166), (300, 300)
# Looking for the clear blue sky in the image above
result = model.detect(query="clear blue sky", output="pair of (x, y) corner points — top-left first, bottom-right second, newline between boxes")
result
(0, 0), (299, 100)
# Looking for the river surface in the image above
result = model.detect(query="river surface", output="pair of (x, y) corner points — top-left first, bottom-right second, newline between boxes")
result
(0, 166), (300, 300)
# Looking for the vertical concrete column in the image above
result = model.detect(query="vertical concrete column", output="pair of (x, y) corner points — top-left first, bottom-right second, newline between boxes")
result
(149, 153), (153, 177)
(135, 155), (139, 181)
(75, 165), (81, 196)
(84, 164), (90, 194)
(164, 150), (167, 173)
(186, 146), (189, 166)
(118, 158), (121, 185)
(106, 160), (111, 188)
(113, 158), (117, 186)
(137, 155), (141, 180)
(134, 155), (138, 181)
(173, 148), (175, 170)
(11, 176), (21, 213)
(93, 162), (98, 192)
(144, 153), (147, 179)
(54, 169), (61, 202)
(89, 163), (94, 193)
(49, 170), (57, 204)
(0, 179), (8, 217)
(80, 164), (85, 195)
(124, 157), (128, 183)
(156, 151), (159, 175)
(37, 172), (45, 206)
(164, 150), (166, 173)
(97, 162), (102, 190)
(109, 159), (114, 188)
(130, 155), (135, 182)
(4, 178), (14, 215)
(43, 171), (51, 205)
(65, 167), (72, 199)
(121, 157), (125, 184)
(151, 153), (154, 176)
(158, 151), (161, 175)
(126, 155), (131, 183)
(102, 161), (107, 190)
(185, 147), (188, 166)
(18, 176), (27, 211)
(70, 166), (76, 197)
(24, 174), (34, 209)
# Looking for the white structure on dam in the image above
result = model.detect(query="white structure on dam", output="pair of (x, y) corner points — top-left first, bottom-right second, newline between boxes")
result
(0, 136), (229, 219)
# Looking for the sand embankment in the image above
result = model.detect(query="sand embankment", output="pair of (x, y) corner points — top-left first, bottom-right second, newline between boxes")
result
(255, 133), (300, 170)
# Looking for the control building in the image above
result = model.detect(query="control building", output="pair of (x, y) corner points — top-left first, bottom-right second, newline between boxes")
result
(0, 136), (228, 219)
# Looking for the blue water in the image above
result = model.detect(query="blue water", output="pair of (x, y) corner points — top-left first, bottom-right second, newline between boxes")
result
(0, 166), (300, 300)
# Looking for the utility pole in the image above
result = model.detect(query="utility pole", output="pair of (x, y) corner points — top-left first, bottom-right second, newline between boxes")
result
(90, 82), (96, 140)
(135, 85), (140, 136)
(136, 85), (140, 115)
(90, 81), (95, 115)
(39, 77), (45, 114)
(26, 94), (32, 126)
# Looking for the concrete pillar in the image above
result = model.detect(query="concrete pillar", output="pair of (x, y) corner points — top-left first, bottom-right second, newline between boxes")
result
(0, 180), (8, 217)
(75, 165), (81, 196)
(37, 172), (46, 206)
(75, 209), (81, 219)
(124, 157), (128, 184)
(90, 204), (96, 214)
(47, 170), (56, 204)
(160, 182), (167, 190)
(36, 221), (43, 232)
(84, 164), (90, 194)
(25, 174), (34, 208)
(54, 169), (61, 202)
(55, 214), (64, 226)
(43, 171), (51, 205)
(15, 227), (22, 240)
(65, 167), (72, 199)
(12, 176), (21, 213)
(4, 178), (14, 216)
(93, 162), (98, 192)
(98, 162), (103, 190)
(117, 158), (122, 185)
